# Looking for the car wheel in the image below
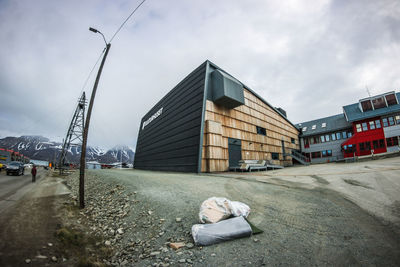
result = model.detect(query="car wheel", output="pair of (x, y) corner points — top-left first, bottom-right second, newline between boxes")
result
(22, 171), (24, 175)
(6, 172), (9, 176)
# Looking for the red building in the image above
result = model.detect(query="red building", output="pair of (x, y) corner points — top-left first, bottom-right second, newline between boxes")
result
(342, 92), (400, 158)
(298, 91), (400, 163)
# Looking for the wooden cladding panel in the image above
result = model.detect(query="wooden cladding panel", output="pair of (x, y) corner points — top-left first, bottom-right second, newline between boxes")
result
(202, 88), (299, 172)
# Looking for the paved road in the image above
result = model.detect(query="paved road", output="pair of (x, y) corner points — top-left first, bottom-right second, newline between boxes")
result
(0, 168), (43, 213)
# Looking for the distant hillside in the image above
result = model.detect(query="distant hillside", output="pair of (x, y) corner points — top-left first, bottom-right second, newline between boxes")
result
(0, 135), (135, 164)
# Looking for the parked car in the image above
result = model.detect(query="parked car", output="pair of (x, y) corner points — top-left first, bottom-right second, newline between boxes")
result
(6, 161), (25, 176)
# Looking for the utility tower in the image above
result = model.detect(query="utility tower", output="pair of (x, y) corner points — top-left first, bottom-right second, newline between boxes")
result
(59, 92), (87, 174)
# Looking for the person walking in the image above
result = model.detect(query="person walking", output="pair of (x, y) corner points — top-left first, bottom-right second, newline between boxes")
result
(31, 165), (37, 182)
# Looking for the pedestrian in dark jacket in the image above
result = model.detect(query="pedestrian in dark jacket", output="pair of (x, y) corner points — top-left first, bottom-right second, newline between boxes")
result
(31, 165), (37, 182)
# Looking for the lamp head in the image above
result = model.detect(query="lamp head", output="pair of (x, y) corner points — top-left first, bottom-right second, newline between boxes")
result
(89, 27), (98, 33)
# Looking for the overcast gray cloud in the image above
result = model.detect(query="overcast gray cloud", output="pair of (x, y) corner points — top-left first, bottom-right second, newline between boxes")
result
(0, 0), (399, 150)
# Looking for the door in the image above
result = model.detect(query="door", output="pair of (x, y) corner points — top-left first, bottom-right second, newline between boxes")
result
(228, 138), (242, 167)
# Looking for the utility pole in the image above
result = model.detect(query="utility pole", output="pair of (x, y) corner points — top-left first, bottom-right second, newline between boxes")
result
(79, 28), (111, 209)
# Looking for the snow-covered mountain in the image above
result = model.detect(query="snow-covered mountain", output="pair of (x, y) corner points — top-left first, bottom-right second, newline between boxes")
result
(0, 135), (135, 164)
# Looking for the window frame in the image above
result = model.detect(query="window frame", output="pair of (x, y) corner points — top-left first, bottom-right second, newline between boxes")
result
(271, 152), (279, 160)
(256, 126), (267, 136)
(369, 121), (375, 130)
(362, 122), (368, 131)
(375, 120), (381, 128)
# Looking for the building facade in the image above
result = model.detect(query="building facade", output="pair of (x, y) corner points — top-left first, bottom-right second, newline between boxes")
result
(298, 91), (400, 163)
(134, 60), (300, 172)
(297, 114), (353, 163)
(341, 92), (400, 157)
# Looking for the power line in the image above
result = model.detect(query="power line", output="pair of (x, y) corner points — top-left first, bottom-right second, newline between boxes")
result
(79, 49), (106, 96)
(109, 0), (147, 43)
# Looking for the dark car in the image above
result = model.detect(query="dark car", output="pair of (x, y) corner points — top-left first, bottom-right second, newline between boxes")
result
(6, 161), (25, 176)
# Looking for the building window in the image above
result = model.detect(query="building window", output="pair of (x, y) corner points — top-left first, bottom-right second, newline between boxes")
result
(336, 132), (341, 140)
(312, 124), (316, 130)
(396, 115), (400, 124)
(271, 153), (279, 160)
(372, 96), (386, 109)
(321, 135), (325, 142)
(359, 142), (365, 151)
(302, 126), (307, 132)
(314, 137), (320, 144)
(356, 124), (362, 132)
(322, 150), (327, 157)
(373, 140), (379, 149)
(361, 100), (373, 111)
(365, 141), (371, 151)
(325, 134), (330, 142)
(321, 122), (326, 128)
(256, 126), (266, 136)
(385, 93), (397, 106)
(291, 138), (295, 144)
(304, 138), (309, 148)
(331, 133), (336, 141)
(311, 151), (321, 158)
(375, 120), (381, 128)
(386, 137), (399, 147)
(348, 131), (353, 137)
(342, 131), (347, 139)
(388, 117), (395, 126)
(362, 122), (368, 131)
(379, 139), (385, 148)
(344, 144), (355, 153)
(382, 118), (389, 127)
(369, 121), (375, 130)
(327, 150), (332, 156)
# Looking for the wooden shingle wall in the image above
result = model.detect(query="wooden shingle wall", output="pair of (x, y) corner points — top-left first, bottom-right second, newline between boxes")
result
(202, 89), (300, 172)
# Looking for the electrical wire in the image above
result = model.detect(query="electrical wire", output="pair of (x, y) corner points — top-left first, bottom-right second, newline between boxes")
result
(79, 49), (106, 96)
(109, 0), (147, 43)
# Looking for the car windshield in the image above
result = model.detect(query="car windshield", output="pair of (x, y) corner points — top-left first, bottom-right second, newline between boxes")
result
(9, 162), (20, 166)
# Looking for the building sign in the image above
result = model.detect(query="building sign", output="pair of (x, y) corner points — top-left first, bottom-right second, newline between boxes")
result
(142, 107), (163, 130)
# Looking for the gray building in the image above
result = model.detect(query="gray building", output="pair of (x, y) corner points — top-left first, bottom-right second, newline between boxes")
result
(134, 60), (300, 172)
(297, 114), (353, 163)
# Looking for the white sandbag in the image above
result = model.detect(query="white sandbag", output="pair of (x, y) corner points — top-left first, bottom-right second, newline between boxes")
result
(199, 197), (232, 223)
(230, 201), (251, 218)
(199, 197), (251, 223)
(192, 216), (252, 246)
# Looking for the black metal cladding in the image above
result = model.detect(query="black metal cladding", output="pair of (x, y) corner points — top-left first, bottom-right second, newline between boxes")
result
(134, 62), (207, 172)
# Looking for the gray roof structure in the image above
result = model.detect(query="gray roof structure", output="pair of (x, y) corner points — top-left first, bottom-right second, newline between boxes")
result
(207, 60), (298, 130)
(343, 92), (400, 122)
(296, 113), (352, 137)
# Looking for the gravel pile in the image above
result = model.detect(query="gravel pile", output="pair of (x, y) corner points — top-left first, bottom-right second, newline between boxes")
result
(65, 172), (204, 266)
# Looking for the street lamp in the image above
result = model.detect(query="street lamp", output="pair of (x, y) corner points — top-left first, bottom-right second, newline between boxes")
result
(79, 27), (112, 209)
(89, 27), (107, 47)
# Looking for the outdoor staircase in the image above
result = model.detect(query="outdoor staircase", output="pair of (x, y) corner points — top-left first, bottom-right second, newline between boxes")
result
(288, 149), (309, 165)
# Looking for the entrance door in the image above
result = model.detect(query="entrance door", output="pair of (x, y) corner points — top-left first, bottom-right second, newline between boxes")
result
(228, 138), (242, 167)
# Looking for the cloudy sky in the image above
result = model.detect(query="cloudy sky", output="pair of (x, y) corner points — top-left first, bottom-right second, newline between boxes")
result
(0, 0), (399, 150)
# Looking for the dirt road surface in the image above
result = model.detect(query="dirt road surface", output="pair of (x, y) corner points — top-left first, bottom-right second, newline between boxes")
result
(1, 157), (399, 266)
(81, 157), (400, 266)
(0, 170), (71, 267)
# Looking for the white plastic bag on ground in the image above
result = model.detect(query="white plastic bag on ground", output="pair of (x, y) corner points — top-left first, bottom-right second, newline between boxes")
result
(199, 197), (231, 223)
(230, 201), (251, 218)
(198, 197), (251, 223)
(192, 216), (252, 246)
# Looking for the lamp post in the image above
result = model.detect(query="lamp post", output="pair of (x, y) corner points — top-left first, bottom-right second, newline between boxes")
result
(79, 27), (111, 209)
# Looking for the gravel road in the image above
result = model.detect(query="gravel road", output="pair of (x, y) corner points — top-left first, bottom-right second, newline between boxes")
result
(65, 164), (400, 266)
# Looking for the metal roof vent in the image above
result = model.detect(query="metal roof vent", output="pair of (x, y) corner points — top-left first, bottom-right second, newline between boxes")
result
(211, 70), (244, 109)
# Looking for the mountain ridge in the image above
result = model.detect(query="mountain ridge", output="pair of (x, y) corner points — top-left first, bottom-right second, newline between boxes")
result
(0, 135), (135, 164)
